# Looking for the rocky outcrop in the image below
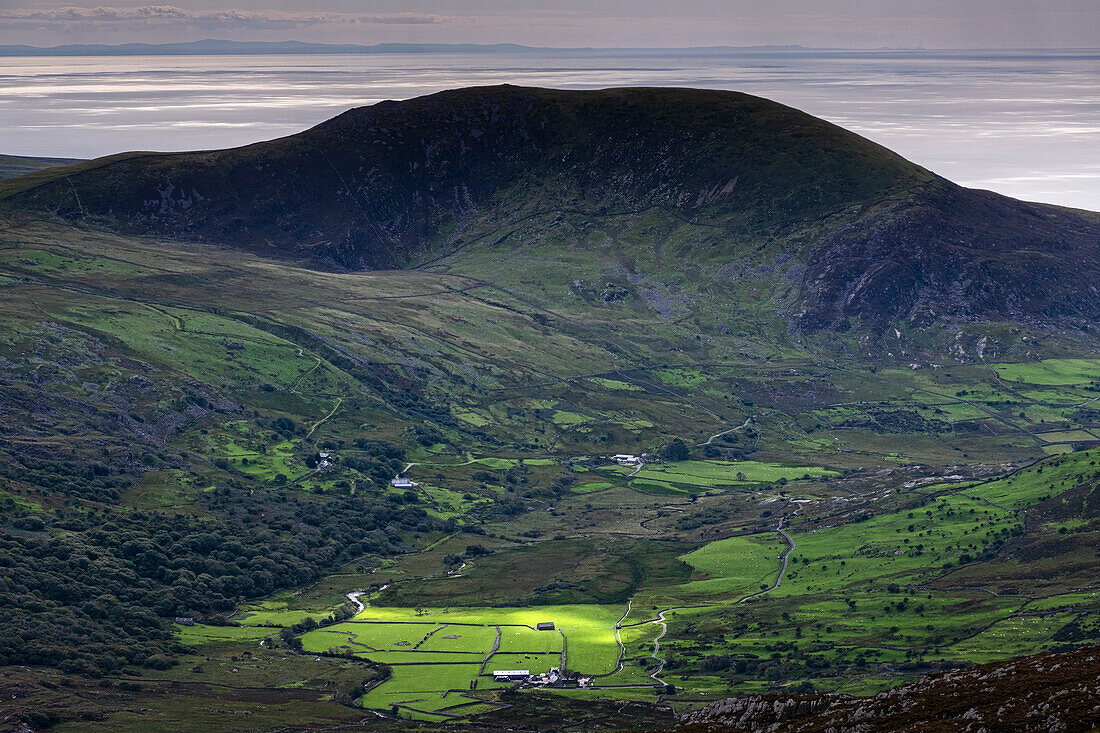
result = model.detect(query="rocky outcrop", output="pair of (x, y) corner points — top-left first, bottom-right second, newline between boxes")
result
(679, 644), (1100, 732)
(684, 695), (833, 730)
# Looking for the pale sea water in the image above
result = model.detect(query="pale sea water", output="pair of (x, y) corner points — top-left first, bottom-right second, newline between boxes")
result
(1, 50), (1097, 210)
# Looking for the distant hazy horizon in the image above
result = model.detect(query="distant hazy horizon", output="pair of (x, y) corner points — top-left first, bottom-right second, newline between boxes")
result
(3, 48), (1098, 210)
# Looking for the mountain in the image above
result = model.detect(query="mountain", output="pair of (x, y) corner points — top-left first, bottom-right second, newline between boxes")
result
(4, 85), (1098, 341)
(2, 85), (1100, 731)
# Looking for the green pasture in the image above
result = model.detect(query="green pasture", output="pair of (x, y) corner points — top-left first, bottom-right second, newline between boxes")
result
(588, 377), (643, 391)
(0, 247), (141, 276)
(627, 460), (836, 488)
(359, 651), (487, 665)
(1023, 591), (1100, 612)
(967, 449), (1100, 509)
(570, 481), (616, 494)
(419, 624), (499, 653)
(993, 358), (1100, 385)
(359, 663), (486, 718)
(1037, 430), (1098, 443)
(496, 626), (565, 654)
(486, 653), (562, 674)
(774, 494), (1021, 596)
(301, 621), (440, 652)
(236, 598), (338, 628)
(937, 612), (1082, 663)
(175, 624), (273, 646)
(58, 301), (332, 394)
(350, 605), (623, 674)
(675, 533), (788, 597)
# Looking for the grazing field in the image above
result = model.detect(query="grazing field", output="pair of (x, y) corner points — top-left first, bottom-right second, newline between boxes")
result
(674, 533), (788, 597)
(993, 358), (1100, 385)
(175, 624), (273, 646)
(359, 663), (490, 721)
(288, 603), (624, 717)
(293, 603), (625, 718)
(418, 624), (500, 653)
(773, 494), (1022, 596)
(236, 599), (341, 628)
(496, 626), (565, 654)
(624, 460), (837, 489)
(968, 450), (1100, 509)
(1037, 430), (1098, 443)
(349, 605), (622, 673)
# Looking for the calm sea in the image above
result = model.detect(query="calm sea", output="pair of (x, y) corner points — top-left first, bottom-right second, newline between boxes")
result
(2, 50), (1098, 210)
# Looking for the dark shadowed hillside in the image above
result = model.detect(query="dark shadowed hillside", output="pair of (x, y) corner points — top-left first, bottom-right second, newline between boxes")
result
(0, 86), (931, 265)
(796, 183), (1100, 332)
(676, 643), (1100, 732)
(4, 86), (1099, 341)
(3, 86), (1098, 337)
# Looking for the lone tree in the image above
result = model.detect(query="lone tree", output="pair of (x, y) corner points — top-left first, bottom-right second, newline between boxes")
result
(661, 439), (690, 462)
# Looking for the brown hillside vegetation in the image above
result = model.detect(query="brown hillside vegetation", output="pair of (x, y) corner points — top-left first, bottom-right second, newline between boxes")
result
(676, 643), (1100, 733)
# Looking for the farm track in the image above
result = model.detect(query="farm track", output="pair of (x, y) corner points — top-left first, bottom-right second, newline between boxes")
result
(290, 348), (323, 393)
(305, 397), (342, 438)
(634, 504), (803, 686)
(737, 507), (799, 603)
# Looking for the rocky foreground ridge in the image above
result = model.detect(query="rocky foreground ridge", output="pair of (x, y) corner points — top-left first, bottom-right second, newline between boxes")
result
(676, 643), (1100, 733)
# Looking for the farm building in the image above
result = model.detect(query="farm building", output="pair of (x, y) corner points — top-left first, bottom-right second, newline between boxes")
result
(492, 669), (530, 681)
(536, 622), (555, 631)
(612, 454), (641, 466)
(390, 476), (415, 488)
(175, 617), (194, 626)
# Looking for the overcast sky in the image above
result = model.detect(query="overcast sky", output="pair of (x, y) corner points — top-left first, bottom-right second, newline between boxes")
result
(1, 0), (1098, 49)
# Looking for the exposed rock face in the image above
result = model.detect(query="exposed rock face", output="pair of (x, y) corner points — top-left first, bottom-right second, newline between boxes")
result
(794, 183), (1100, 333)
(678, 644), (1100, 732)
(684, 695), (832, 730)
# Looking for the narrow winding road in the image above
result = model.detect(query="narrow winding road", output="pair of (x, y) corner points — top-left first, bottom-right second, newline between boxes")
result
(738, 509), (799, 603)
(696, 417), (754, 447)
(646, 506), (801, 685)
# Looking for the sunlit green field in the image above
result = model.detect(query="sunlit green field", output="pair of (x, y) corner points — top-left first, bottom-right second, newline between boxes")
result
(993, 357), (1100, 385)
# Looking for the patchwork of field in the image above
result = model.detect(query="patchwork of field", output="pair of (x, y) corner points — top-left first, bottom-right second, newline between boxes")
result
(157, 445), (1100, 719)
(164, 448), (1099, 715)
(6, 204), (1100, 730)
(292, 604), (622, 720)
(607, 449), (1100, 699)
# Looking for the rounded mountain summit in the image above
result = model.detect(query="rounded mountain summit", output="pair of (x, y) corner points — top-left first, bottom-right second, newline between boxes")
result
(3, 85), (1098, 333)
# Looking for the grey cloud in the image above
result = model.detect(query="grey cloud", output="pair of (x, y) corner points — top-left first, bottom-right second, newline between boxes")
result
(0, 5), (445, 27)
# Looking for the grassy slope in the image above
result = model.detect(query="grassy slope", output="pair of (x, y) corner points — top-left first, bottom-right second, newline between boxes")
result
(1, 214), (1099, 728)
(0, 153), (85, 181)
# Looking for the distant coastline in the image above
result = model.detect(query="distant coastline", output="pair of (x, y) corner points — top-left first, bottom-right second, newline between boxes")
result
(1, 39), (1095, 57)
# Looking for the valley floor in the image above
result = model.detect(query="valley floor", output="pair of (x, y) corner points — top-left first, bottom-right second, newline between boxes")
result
(1, 220), (1098, 730)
